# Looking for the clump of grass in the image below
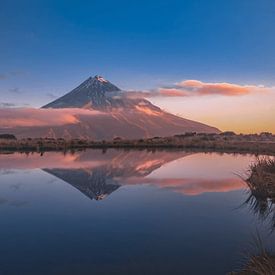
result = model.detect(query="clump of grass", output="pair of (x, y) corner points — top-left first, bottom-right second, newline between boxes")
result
(231, 252), (275, 274)
(244, 157), (275, 230)
(234, 159), (275, 274)
(229, 233), (275, 275)
(247, 157), (275, 194)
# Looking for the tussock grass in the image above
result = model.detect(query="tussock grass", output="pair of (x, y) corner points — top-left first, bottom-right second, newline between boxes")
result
(244, 157), (275, 224)
(229, 234), (275, 275)
(230, 253), (275, 274)
(230, 159), (275, 274)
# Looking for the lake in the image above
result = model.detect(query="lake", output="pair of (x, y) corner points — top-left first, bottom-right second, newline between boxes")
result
(0, 149), (274, 275)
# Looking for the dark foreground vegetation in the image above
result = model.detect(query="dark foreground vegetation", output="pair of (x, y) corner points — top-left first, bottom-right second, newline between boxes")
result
(244, 157), (275, 231)
(230, 249), (275, 275)
(229, 158), (275, 274)
(230, 233), (275, 274)
(0, 132), (275, 154)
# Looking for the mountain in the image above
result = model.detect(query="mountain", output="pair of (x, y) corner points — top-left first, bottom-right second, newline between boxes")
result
(42, 75), (121, 109)
(42, 75), (165, 112)
(0, 75), (220, 139)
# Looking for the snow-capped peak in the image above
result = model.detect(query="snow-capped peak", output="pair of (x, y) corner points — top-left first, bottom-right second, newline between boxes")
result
(95, 75), (108, 83)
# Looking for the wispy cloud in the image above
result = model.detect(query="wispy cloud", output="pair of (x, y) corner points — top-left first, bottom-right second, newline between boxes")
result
(9, 71), (26, 77)
(0, 108), (105, 128)
(0, 102), (16, 108)
(46, 92), (58, 99)
(0, 71), (26, 81)
(0, 102), (32, 108)
(0, 74), (7, 80)
(125, 80), (273, 98)
(9, 88), (21, 94)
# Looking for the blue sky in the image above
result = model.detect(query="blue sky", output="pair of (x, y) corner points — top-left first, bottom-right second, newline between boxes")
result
(1, 0), (275, 107)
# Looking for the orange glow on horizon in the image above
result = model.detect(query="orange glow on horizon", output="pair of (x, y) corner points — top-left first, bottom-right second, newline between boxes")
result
(150, 89), (275, 134)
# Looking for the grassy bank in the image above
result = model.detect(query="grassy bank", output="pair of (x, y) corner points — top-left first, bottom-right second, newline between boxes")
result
(0, 132), (275, 155)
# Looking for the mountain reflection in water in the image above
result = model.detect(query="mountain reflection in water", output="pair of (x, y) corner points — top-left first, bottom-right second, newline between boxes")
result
(0, 149), (248, 201)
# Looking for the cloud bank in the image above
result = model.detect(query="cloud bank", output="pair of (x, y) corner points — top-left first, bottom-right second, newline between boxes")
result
(126, 80), (272, 98)
(0, 108), (104, 128)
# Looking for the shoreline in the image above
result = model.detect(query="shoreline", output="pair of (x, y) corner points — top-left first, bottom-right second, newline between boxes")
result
(1, 133), (275, 155)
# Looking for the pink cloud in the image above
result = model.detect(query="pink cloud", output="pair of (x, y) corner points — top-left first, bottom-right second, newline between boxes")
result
(0, 108), (104, 128)
(125, 80), (272, 98)
(177, 80), (254, 96)
(158, 88), (189, 97)
(159, 80), (271, 97)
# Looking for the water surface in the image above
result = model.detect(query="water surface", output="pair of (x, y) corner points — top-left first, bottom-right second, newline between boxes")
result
(0, 150), (274, 275)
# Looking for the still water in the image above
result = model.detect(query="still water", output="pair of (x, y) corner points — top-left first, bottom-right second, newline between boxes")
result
(0, 149), (274, 275)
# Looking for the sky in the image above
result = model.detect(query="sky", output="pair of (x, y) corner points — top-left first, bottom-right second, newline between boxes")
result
(1, 0), (275, 133)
